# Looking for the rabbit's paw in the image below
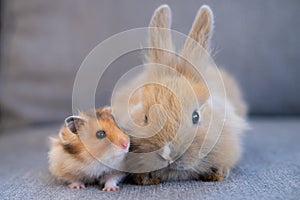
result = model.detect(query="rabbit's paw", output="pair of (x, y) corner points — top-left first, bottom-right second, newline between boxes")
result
(133, 173), (161, 185)
(199, 167), (229, 182)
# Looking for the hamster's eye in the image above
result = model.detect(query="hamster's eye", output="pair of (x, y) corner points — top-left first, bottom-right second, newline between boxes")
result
(144, 115), (148, 123)
(192, 111), (200, 125)
(96, 130), (106, 139)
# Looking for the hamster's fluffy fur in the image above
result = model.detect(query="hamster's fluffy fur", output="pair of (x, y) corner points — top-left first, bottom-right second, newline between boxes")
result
(48, 107), (129, 191)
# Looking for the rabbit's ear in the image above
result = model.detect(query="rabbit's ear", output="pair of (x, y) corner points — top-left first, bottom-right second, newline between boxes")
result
(148, 5), (174, 65)
(182, 5), (214, 53)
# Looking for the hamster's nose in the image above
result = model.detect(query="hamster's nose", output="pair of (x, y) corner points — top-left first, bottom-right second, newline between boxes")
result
(120, 136), (129, 150)
(120, 140), (129, 150)
(121, 143), (128, 150)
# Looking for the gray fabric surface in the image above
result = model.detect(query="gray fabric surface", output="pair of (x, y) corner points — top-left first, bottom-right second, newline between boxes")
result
(1, 0), (300, 128)
(0, 118), (299, 200)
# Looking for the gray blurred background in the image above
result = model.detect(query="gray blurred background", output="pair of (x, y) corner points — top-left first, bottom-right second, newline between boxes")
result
(1, 0), (300, 129)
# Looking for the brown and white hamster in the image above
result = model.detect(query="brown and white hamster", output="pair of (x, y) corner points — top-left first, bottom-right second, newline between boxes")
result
(48, 106), (129, 191)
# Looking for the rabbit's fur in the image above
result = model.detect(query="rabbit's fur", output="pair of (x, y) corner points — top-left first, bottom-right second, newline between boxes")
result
(113, 5), (248, 185)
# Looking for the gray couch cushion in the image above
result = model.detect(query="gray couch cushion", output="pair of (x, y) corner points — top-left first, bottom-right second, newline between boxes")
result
(0, 118), (299, 199)
(1, 0), (300, 127)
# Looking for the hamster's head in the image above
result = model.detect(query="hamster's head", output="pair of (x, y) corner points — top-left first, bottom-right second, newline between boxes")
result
(61, 107), (129, 166)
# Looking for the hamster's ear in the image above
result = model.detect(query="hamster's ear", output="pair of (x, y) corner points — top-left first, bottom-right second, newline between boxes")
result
(64, 116), (85, 134)
(182, 5), (214, 53)
(102, 106), (112, 113)
(148, 5), (174, 65)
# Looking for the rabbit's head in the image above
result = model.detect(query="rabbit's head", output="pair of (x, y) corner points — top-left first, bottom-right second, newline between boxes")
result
(113, 5), (231, 173)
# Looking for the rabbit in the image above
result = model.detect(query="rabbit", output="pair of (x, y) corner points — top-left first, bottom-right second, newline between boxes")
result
(112, 4), (248, 185)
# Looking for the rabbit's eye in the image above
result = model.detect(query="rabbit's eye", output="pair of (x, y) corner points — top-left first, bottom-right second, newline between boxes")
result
(144, 115), (148, 123)
(192, 111), (200, 125)
(96, 130), (106, 139)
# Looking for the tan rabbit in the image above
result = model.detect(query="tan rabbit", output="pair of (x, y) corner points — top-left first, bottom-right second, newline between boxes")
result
(112, 5), (248, 185)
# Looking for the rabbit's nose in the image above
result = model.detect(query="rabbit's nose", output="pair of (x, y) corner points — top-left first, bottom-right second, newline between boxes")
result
(168, 160), (174, 166)
(160, 145), (172, 161)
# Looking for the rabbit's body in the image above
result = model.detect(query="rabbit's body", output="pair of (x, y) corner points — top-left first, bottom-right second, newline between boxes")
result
(113, 5), (248, 185)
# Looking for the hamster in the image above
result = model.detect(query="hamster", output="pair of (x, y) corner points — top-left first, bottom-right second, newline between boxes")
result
(48, 106), (129, 191)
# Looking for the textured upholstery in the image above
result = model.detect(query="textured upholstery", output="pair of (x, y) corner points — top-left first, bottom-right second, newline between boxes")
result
(0, 118), (299, 199)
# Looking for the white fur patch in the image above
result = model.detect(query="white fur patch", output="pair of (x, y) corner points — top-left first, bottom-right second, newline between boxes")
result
(160, 145), (174, 164)
(81, 159), (110, 179)
(130, 102), (143, 115)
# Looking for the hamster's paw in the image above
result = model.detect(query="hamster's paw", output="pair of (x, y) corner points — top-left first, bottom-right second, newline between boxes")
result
(102, 186), (120, 192)
(102, 176), (122, 192)
(199, 167), (230, 182)
(68, 182), (86, 189)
